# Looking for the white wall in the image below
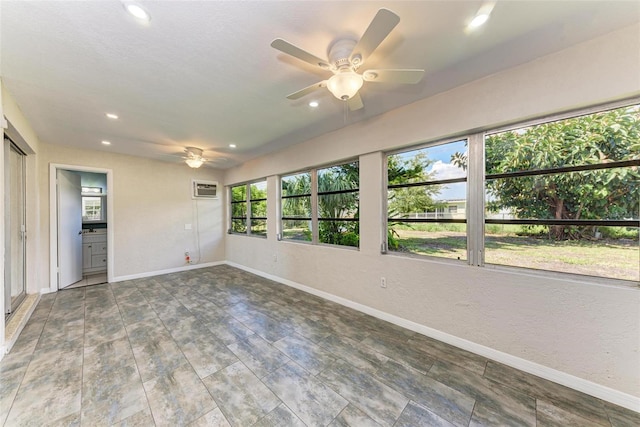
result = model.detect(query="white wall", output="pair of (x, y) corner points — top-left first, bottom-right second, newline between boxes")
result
(224, 23), (640, 406)
(37, 143), (226, 285)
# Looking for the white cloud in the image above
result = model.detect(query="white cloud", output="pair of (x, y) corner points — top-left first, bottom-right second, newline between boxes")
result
(429, 160), (465, 180)
(428, 161), (466, 201)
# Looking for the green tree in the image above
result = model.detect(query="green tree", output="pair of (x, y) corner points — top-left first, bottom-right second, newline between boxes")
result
(386, 152), (442, 249)
(282, 173), (311, 218)
(230, 185), (247, 232)
(281, 166), (360, 246)
(249, 183), (267, 234)
(387, 152), (442, 216)
(454, 105), (640, 239)
(318, 164), (359, 246)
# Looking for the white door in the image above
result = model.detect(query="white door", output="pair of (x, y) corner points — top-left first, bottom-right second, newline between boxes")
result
(57, 169), (83, 287)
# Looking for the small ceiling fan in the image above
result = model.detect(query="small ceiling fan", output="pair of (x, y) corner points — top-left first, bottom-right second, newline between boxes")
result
(183, 147), (207, 168)
(271, 8), (425, 111)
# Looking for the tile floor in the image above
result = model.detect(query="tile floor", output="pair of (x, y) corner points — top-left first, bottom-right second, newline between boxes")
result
(63, 272), (108, 290)
(0, 265), (638, 426)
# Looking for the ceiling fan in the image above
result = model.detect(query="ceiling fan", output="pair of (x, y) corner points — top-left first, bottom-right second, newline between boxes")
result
(271, 8), (425, 111)
(183, 147), (207, 168)
(179, 147), (230, 168)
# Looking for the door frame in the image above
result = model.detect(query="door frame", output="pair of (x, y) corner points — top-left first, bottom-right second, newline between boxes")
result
(49, 163), (114, 292)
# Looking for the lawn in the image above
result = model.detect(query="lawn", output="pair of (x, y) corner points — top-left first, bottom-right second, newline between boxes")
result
(393, 228), (639, 282)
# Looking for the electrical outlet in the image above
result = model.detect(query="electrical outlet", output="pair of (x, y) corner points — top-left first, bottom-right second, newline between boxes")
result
(380, 277), (387, 288)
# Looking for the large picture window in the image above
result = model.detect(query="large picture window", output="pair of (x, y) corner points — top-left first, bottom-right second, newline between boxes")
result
(385, 103), (639, 283)
(483, 105), (639, 281)
(387, 139), (468, 260)
(229, 180), (267, 236)
(281, 161), (359, 248)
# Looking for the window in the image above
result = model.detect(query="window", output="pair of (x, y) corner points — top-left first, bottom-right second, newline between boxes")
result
(281, 172), (311, 241)
(281, 161), (359, 248)
(318, 162), (359, 247)
(250, 181), (267, 236)
(81, 187), (105, 222)
(230, 184), (247, 233)
(385, 104), (639, 282)
(82, 197), (102, 221)
(230, 180), (267, 236)
(387, 139), (468, 260)
(484, 104), (639, 281)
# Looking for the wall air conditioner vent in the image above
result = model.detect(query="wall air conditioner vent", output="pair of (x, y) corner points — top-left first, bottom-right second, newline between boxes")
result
(192, 180), (218, 199)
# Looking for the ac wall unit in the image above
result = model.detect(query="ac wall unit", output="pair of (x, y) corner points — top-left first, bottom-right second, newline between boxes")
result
(192, 180), (218, 199)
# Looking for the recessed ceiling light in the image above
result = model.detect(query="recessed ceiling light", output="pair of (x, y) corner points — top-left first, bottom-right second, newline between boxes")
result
(123, 2), (151, 23)
(105, 113), (119, 120)
(467, 2), (495, 31)
(468, 13), (489, 29)
(101, 140), (112, 145)
(229, 144), (237, 148)
(309, 101), (319, 108)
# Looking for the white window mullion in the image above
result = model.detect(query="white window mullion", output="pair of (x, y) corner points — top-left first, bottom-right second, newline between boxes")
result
(467, 133), (485, 266)
(311, 169), (319, 244)
(245, 184), (251, 235)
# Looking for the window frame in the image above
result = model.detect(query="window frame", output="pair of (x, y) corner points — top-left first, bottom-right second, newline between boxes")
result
(280, 159), (360, 248)
(228, 179), (268, 237)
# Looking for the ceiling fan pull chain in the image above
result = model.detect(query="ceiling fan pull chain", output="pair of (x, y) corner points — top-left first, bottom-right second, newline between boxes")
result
(344, 101), (348, 125)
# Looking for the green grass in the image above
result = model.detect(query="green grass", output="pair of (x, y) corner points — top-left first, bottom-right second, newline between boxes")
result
(394, 223), (466, 233)
(392, 227), (639, 282)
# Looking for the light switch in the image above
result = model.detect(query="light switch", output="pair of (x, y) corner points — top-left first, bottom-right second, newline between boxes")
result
(184, 223), (192, 230)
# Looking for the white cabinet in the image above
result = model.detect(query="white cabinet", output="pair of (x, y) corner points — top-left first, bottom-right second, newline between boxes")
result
(82, 231), (107, 274)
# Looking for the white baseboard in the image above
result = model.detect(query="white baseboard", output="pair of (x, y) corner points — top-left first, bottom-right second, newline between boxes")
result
(225, 261), (640, 412)
(111, 261), (224, 283)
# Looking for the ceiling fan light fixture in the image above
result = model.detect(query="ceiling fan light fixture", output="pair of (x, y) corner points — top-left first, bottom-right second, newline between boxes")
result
(185, 147), (206, 168)
(327, 71), (364, 101)
(185, 158), (205, 168)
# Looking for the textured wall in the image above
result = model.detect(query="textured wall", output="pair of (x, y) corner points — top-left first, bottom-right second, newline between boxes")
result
(224, 25), (640, 398)
(36, 144), (226, 282)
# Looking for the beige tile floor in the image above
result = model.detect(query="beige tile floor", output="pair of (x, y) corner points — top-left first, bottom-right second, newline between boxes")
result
(0, 265), (638, 426)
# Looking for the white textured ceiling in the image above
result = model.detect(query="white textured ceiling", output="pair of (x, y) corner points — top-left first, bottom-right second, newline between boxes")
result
(2, 1), (639, 168)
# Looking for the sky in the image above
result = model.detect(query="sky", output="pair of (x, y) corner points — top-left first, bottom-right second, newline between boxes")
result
(415, 139), (467, 200)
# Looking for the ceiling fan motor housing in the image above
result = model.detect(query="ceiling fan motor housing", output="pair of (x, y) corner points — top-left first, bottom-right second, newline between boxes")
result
(328, 39), (358, 70)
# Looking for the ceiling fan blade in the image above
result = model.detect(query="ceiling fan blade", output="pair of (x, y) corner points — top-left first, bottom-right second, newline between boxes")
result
(271, 38), (331, 70)
(347, 93), (364, 111)
(350, 9), (400, 67)
(362, 69), (425, 84)
(286, 81), (327, 100)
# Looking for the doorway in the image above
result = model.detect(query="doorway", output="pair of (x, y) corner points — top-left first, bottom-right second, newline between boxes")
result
(49, 164), (114, 291)
(4, 138), (27, 318)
